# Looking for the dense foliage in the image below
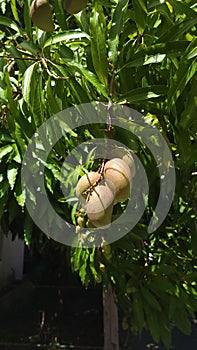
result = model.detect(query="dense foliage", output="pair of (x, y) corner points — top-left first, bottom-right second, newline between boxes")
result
(0, 0), (197, 348)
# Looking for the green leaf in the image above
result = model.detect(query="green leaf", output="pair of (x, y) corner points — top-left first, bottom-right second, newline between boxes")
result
(14, 176), (26, 207)
(10, 0), (19, 22)
(0, 133), (14, 142)
(0, 144), (13, 160)
(89, 247), (101, 282)
(183, 37), (197, 60)
(19, 40), (40, 57)
(122, 41), (189, 69)
(3, 71), (20, 117)
(43, 31), (89, 49)
(0, 194), (8, 219)
(7, 163), (18, 190)
(173, 305), (191, 335)
(133, 293), (145, 331)
(24, 210), (33, 246)
(108, 0), (129, 65)
(53, 0), (67, 31)
(46, 78), (62, 114)
(22, 63), (38, 105)
(133, 0), (147, 35)
(168, 58), (197, 107)
(66, 61), (109, 98)
(7, 45), (27, 73)
(140, 286), (162, 312)
(32, 70), (44, 127)
(90, 6), (108, 87)
(144, 306), (161, 343)
(158, 18), (197, 43)
(119, 85), (167, 103)
(0, 15), (21, 33)
(23, 0), (32, 39)
(0, 181), (9, 199)
(160, 316), (171, 349)
(168, 0), (197, 19)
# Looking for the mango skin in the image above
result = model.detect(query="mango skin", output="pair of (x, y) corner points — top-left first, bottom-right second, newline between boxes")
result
(76, 171), (102, 201)
(104, 158), (132, 203)
(64, 0), (88, 15)
(111, 148), (136, 178)
(86, 185), (115, 229)
(30, 0), (54, 32)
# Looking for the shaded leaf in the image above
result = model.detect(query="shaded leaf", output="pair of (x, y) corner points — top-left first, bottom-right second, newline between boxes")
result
(0, 15), (21, 32)
(108, 0), (129, 65)
(119, 85), (167, 102)
(90, 6), (108, 87)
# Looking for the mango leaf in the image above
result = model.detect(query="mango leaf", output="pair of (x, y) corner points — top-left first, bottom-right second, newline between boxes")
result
(46, 78), (62, 114)
(168, 0), (197, 19)
(0, 181), (9, 199)
(66, 61), (109, 98)
(7, 163), (18, 190)
(122, 41), (189, 69)
(144, 306), (161, 343)
(3, 71), (20, 118)
(24, 210), (33, 246)
(0, 15), (21, 32)
(108, 0), (129, 65)
(168, 58), (197, 107)
(7, 45), (27, 73)
(158, 18), (197, 42)
(10, 0), (19, 22)
(19, 40), (40, 57)
(23, 0), (32, 39)
(31, 70), (44, 127)
(140, 286), (162, 312)
(173, 305), (191, 335)
(133, 0), (147, 35)
(179, 77), (197, 129)
(119, 85), (167, 103)
(0, 133), (14, 142)
(0, 144), (13, 160)
(53, 0), (67, 31)
(160, 315), (171, 349)
(43, 31), (89, 48)
(133, 293), (145, 331)
(90, 6), (108, 87)
(14, 176), (26, 207)
(22, 63), (38, 106)
(0, 194), (8, 219)
(182, 37), (197, 60)
(89, 247), (101, 282)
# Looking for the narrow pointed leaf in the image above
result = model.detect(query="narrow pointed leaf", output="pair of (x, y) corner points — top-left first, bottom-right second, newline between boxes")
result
(108, 0), (129, 65)
(0, 15), (21, 32)
(90, 6), (108, 87)
(168, 58), (197, 107)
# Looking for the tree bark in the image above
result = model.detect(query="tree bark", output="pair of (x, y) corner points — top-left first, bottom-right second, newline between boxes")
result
(103, 283), (119, 350)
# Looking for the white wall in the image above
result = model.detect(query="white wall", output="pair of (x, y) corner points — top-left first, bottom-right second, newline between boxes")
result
(0, 231), (24, 287)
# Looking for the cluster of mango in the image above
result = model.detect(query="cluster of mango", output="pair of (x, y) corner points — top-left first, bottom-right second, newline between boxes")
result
(76, 148), (136, 229)
(30, 0), (88, 31)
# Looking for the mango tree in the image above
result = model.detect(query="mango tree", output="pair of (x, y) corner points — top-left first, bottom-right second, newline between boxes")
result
(0, 0), (197, 349)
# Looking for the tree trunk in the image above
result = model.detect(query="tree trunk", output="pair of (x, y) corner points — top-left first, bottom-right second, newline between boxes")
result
(103, 283), (119, 350)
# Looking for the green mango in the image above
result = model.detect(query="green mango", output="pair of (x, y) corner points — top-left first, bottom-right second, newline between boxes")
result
(64, 0), (88, 15)
(30, 0), (54, 31)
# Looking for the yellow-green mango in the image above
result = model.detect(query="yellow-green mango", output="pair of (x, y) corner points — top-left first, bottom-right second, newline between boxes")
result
(86, 184), (115, 229)
(30, 0), (54, 31)
(64, 0), (88, 15)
